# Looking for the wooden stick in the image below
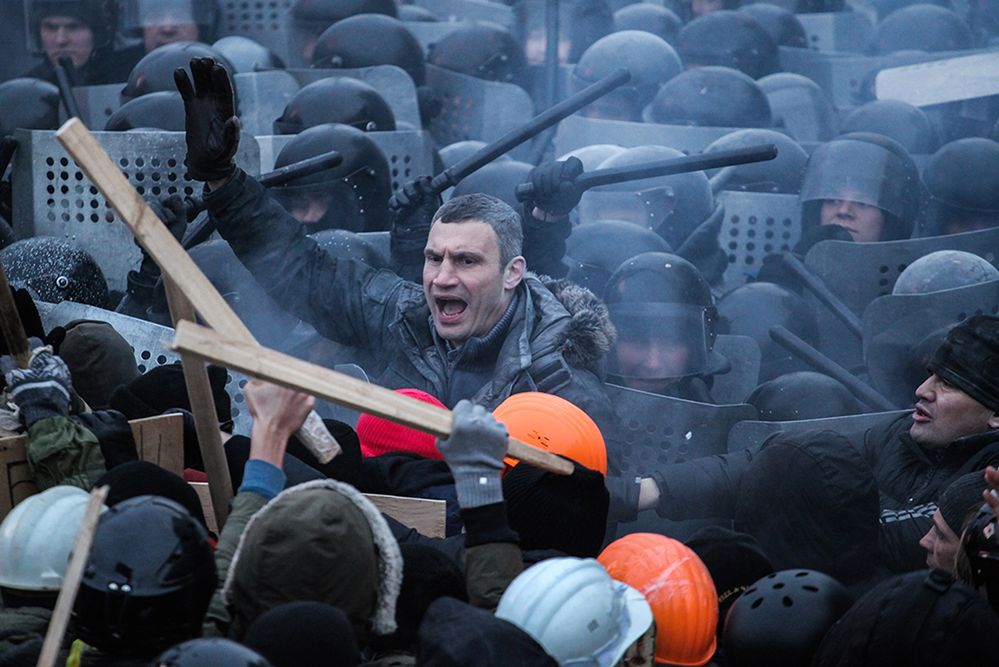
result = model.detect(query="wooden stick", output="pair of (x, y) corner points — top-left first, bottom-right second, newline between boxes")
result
(36, 485), (108, 667)
(54, 118), (340, 464)
(171, 321), (575, 475)
(0, 261), (30, 369)
(164, 277), (232, 528)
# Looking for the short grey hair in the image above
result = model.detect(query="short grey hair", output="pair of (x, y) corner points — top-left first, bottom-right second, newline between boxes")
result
(432, 193), (523, 268)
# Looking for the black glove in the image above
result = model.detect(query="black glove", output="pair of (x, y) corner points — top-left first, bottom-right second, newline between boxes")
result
(174, 57), (240, 182)
(526, 156), (584, 217)
(390, 176), (440, 281)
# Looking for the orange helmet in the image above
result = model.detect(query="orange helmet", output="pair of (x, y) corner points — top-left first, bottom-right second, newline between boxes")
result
(598, 533), (718, 666)
(492, 392), (607, 475)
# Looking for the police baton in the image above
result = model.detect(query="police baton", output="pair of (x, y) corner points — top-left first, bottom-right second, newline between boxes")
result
(419, 68), (632, 198)
(181, 149), (343, 249)
(55, 56), (82, 120)
(515, 144), (779, 202)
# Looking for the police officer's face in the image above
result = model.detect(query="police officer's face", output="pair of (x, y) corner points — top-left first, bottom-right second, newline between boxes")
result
(40, 16), (95, 68)
(692, 0), (724, 17)
(423, 220), (525, 346)
(144, 21), (200, 52)
(614, 336), (691, 393)
(910, 373), (999, 448)
(287, 192), (333, 225)
(820, 198), (885, 243)
(919, 509), (961, 573)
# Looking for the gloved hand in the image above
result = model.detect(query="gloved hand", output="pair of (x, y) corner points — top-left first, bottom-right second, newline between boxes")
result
(174, 57), (240, 182)
(526, 156), (584, 217)
(2, 345), (72, 427)
(391, 176), (440, 282)
(436, 400), (509, 509)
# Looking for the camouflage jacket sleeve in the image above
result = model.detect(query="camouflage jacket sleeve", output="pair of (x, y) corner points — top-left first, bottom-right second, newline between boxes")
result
(25, 416), (106, 491)
(205, 169), (407, 348)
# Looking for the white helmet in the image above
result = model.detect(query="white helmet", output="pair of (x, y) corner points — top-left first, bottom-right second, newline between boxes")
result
(0, 485), (104, 591)
(496, 557), (654, 666)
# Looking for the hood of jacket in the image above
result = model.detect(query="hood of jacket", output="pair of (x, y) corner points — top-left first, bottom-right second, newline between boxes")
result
(223, 480), (403, 639)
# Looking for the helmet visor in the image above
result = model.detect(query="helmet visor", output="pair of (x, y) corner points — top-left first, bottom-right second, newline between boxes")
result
(608, 303), (712, 379)
(119, 0), (215, 31)
(578, 187), (677, 233)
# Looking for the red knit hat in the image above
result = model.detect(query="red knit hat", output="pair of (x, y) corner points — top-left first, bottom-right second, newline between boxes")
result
(357, 388), (446, 460)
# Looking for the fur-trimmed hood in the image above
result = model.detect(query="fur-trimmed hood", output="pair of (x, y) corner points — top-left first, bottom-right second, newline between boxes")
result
(222, 479), (403, 639)
(537, 275), (616, 372)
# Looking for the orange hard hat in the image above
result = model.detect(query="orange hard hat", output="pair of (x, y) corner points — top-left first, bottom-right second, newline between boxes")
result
(492, 392), (607, 475)
(598, 533), (718, 666)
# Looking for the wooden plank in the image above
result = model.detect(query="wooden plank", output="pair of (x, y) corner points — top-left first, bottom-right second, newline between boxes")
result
(365, 493), (447, 539)
(171, 320), (575, 475)
(0, 435), (38, 519)
(188, 481), (219, 535)
(36, 485), (108, 667)
(54, 118), (342, 466)
(128, 413), (184, 477)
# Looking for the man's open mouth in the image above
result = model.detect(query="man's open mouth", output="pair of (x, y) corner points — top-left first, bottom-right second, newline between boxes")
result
(913, 404), (932, 421)
(435, 297), (467, 321)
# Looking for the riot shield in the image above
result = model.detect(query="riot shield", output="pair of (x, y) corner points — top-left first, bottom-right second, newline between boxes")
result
(712, 334), (761, 405)
(554, 113), (742, 157)
(287, 66), (423, 130)
(414, 0), (515, 28)
(796, 12), (873, 54)
(234, 70), (302, 137)
(34, 301), (256, 435)
(716, 191), (801, 292)
(71, 84), (126, 130)
(607, 383), (756, 540)
(10, 129), (260, 293)
(255, 130), (436, 194)
(803, 227), (999, 371)
(405, 21), (470, 54)
(778, 47), (884, 109)
(217, 0), (297, 66)
(425, 64), (535, 160)
(863, 279), (999, 407)
(726, 409), (909, 453)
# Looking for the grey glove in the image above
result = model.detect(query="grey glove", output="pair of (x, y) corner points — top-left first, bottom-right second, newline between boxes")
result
(436, 400), (509, 509)
(2, 346), (72, 427)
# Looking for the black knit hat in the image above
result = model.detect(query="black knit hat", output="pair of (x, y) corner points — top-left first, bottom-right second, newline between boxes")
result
(928, 314), (999, 412)
(96, 460), (209, 532)
(685, 526), (775, 620)
(391, 543), (468, 647)
(938, 472), (989, 536)
(57, 320), (140, 410)
(244, 601), (360, 667)
(503, 459), (609, 558)
(108, 362), (232, 424)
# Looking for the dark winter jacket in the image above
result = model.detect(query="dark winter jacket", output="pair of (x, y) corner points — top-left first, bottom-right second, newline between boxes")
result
(23, 46), (138, 87)
(652, 413), (999, 572)
(206, 168), (620, 460)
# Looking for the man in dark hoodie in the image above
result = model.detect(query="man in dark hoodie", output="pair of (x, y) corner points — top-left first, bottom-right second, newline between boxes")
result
(634, 315), (999, 573)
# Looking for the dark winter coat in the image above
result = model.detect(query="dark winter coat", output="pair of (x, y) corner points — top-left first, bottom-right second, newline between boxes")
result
(652, 413), (999, 572)
(206, 168), (619, 455)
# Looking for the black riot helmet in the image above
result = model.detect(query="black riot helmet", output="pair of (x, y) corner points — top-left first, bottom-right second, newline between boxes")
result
(758, 73), (837, 142)
(398, 4), (438, 21)
(105, 91), (186, 131)
(515, 0), (615, 65)
(0, 237), (108, 307)
(26, 0), (115, 52)
(717, 282), (819, 381)
(557, 143), (624, 170)
(122, 41), (235, 100)
(873, 4), (974, 54)
(799, 133), (922, 241)
(571, 30), (683, 121)
(677, 11), (780, 79)
(212, 36), (285, 73)
(292, 0), (397, 27)
(648, 66), (772, 129)
(427, 22), (529, 89)
(310, 228), (387, 268)
(723, 570), (854, 667)
(153, 639), (273, 667)
(605, 252), (728, 384)
(72, 496), (217, 657)
(311, 14), (425, 86)
(565, 220), (672, 295)
(439, 140), (511, 170)
(270, 123), (392, 233)
(962, 505), (999, 613)
(451, 160), (533, 210)
(704, 129), (808, 194)
(893, 250), (999, 294)
(840, 100), (939, 154)
(0, 77), (61, 137)
(579, 145), (715, 250)
(738, 3), (808, 48)
(921, 138), (999, 236)
(117, 0), (220, 45)
(613, 3), (683, 45)
(274, 77), (396, 134)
